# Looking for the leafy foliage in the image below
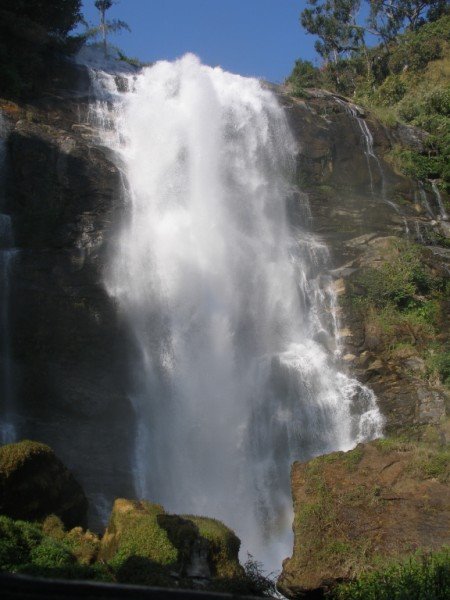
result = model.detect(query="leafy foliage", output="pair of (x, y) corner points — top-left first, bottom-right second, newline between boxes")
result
(301, 0), (365, 63)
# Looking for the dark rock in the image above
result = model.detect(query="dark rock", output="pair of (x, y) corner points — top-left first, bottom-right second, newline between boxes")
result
(0, 440), (87, 528)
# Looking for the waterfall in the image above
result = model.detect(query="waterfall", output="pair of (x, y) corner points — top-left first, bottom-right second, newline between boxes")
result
(335, 98), (410, 235)
(431, 180), (448, 221)
(0, 112), (18, 444)
(85, 53), (383, 568)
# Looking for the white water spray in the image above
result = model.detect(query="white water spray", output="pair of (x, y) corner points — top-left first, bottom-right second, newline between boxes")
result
(86, 53), (383, 568)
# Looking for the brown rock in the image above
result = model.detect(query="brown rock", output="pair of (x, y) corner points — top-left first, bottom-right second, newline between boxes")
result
(278, 434), (450, 598)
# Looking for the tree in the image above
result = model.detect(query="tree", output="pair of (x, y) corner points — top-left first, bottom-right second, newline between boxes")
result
(94, 0), (130, 57)
(368, 0), (447, 43)
(300, 0), (365, 64)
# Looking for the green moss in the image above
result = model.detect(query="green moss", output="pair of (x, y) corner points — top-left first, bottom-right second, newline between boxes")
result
(0, 440), (52, 477)
(182, 515), (242, 578)
(107, 502), (178, 569)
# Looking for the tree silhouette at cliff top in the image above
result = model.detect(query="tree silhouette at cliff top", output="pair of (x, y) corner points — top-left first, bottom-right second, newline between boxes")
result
(94, 0), (130, 57)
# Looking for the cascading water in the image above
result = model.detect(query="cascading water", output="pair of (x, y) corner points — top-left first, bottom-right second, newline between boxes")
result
(431, 180), (448, 221)
(0, 112), (18, 444)
(85, 53), (383, 568)
(335, 98), (410, 235)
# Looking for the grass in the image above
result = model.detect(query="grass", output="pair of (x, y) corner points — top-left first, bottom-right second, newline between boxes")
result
(333, 548), (450, 600)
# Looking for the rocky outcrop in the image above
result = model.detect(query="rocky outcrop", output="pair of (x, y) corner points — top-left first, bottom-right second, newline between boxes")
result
(99, 499), (243, 586)
(278, 422), (450, 598)
(0, 440), (87, 528)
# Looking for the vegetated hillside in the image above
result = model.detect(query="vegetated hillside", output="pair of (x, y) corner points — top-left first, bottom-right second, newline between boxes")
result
(287, 14), (450, 193)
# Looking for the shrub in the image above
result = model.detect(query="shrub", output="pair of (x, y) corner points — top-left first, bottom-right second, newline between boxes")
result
(0, 516), (42, 571)
(355, 241), (433, 309)
(375, 76), (407, 106)
(30, 538), (75, 569)
(333, 549), (450, 600)
(287, 59), (321, 89)
(425, 87), (450, 116)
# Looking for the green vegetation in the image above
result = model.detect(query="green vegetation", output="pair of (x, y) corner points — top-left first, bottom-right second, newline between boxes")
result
(373, 422), (450, 483)
(0, 440), (52, 477)
(333, 548), (450, 599)
(104, 501), (179, 568)
(290, 8), (450, 189)
(182, 515), (242, 578)
(0, 1), (83, 97)
(0, 514), (111, 581)
(347, 239), (449, 389)
(0, 506), (274, 596)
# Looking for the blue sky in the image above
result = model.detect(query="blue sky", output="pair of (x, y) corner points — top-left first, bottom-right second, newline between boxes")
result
(80, 1), (317, 83)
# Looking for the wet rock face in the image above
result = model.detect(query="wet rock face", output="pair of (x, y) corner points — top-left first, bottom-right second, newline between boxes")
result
(278, 426), (450, 598)
(2, 59), (135, 527)
(0, 440), (87, 528)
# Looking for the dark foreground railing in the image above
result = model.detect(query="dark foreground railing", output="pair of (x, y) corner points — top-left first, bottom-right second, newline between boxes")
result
(0, 574), (259, 600)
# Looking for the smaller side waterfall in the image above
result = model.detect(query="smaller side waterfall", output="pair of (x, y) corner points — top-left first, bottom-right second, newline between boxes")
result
(335, 98), (410, 234)
(0, 112), (18, 444)
(431, 180), (448, 221)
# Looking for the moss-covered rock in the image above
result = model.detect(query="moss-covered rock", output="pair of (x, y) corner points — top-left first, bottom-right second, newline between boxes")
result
(278, 424), (450, 598)
(99, 499), (243, 587)
(181, 515), (243, 579)
(0, 440), (88, 528)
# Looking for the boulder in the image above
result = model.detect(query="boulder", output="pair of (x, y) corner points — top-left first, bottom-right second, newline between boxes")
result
(99, 499), (243, 586)
(278, 426), (450, 598)
(0, 440), (87, 528)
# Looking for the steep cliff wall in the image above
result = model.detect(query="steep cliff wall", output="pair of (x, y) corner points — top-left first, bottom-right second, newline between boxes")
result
(1, 59), (136, 526)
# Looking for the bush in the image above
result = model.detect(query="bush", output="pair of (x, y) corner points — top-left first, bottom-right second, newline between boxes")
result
(30, 538), (75, 569)
(424, 87), (450, 116)
(0, 516), (43, 570)
(375, 75), (407, 106)
(333, 549), (450, 600)
(355, 241), (433, 309)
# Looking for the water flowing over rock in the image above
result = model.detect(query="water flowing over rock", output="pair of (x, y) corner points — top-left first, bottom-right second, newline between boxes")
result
(85, 53), (383, 567)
